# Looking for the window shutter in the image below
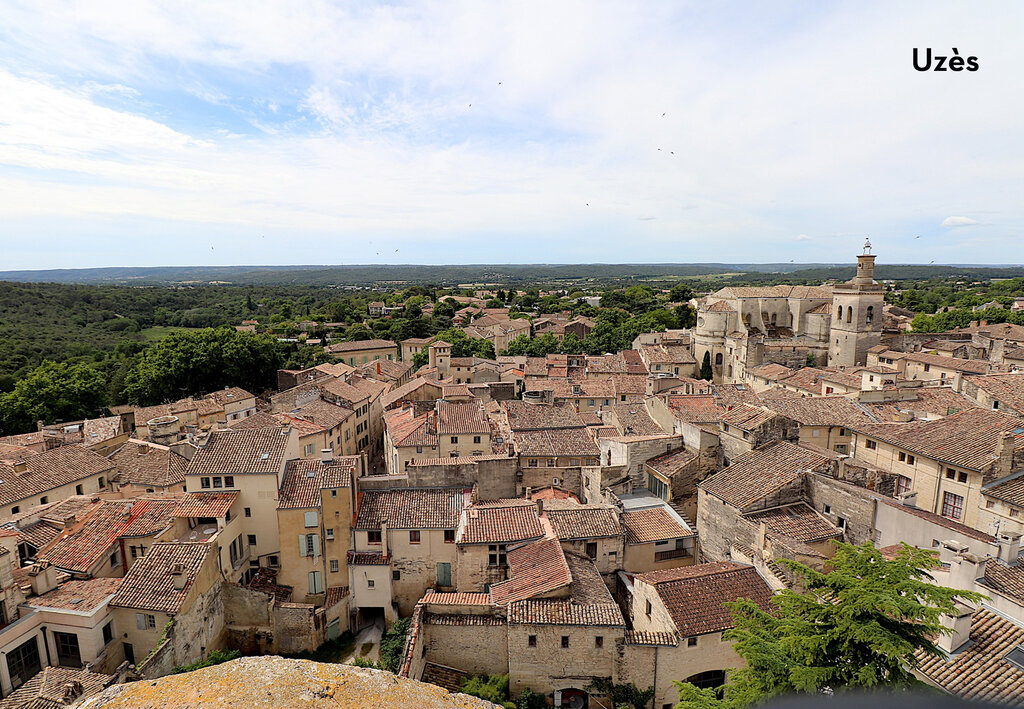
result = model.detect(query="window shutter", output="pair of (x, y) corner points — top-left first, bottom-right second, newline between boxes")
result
(136, 613), (145, 630)
(299, 534), (308, 557)
(304, 511), (318, 528)
(312, 534), (321, 557)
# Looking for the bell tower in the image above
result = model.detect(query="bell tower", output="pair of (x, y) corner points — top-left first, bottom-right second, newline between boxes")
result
(828, 239), (884, 368)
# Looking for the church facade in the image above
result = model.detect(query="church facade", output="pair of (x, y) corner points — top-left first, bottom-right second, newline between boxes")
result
(693, 243), (885, 383)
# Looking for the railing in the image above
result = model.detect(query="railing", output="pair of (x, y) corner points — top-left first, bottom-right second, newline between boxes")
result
(654, 548), (692, 562)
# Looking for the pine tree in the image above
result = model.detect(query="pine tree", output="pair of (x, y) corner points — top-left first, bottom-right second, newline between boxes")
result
(699, 351), (713, 380)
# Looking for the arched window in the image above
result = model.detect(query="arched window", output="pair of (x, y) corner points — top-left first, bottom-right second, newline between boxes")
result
(715, 353), (723, 366)
(836, 304), (842, 320)
(846, 306), (853, 323)
(686, 670), (727, 690)
(770, 313), (777, 326)
(866, 305), (874, 324)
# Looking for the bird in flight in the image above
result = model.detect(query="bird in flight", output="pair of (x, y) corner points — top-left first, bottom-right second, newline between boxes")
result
(915, 235), (921, 239)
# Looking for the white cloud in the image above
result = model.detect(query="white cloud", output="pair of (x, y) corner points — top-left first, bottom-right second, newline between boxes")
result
(941, 216), (981, 228)
(1, 1), (1023, 266)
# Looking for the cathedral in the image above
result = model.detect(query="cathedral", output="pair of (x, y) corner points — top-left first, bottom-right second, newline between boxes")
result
(693, 242), (885, 383)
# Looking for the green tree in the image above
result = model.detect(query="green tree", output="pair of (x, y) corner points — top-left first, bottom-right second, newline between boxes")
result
(699, 351), (713, 380)
(0, 360), (109, 434)
(587, 678), (655, 709)
(344, 323), (374, 342)
(674, 542), (985, 708)
(669, 283), (695, 303)
(122, 328), (282, 405)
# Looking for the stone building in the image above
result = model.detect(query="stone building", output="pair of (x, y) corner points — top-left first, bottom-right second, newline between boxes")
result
(108, 541), (224, 674)
(275, 456), (358, 604)
(624, 562), (774, 705)
(352, 487), (468, 617)
(848, 408), (1022, 530)
(693, 244), (887, 383)
(454, 499), (544, 592)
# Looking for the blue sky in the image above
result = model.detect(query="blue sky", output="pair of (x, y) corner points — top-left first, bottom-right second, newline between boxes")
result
(0, 1), (1022, 269)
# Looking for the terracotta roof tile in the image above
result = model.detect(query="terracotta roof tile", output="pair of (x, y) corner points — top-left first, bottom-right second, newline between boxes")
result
(457, 500), (544, 545)
(185, 428), (292, 477)
(905, 351), (991, 375)
(913, 608), (1024, 705)
(622, 507), (693, 544)
(421, 591), (493, 605)
(0, 445), (115, 506)
(40, 499), (177, 574)
(666, 395), (726, 424)
(965, 373), (1024, 413)
(761, 396), (876, 427)
(110, 542), (213, 613)
(324, 339), (397, 354)
(0, 667), (113, 709)
(354, 488), (467, 530)
(490, 538), (572, 605)
(502, 401), (586, 431)
(853, 408), (1024, 471)
(278, 457), (356, 509)
(743, 503), (842, 543)
(173, 492), (239, 518)
(700, 441), (832, 510)
(513, 428), (600, 458)
(507, 552), (623, 626)
(646, 447), (697, 477)
(109, 440), (187, 488)
(436, 401), (489, 435)
(638, 562), (773, 636)
(26, 577), (122, 612)
(546, 506), (621, 540)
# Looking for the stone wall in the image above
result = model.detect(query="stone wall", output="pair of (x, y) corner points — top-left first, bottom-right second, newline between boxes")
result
(404, 457), (518, 499)
(222, 583), (326, 655)
(804, 472), (886, 546)
(421, 616), (509, 676)
(507, 624), (622, 697)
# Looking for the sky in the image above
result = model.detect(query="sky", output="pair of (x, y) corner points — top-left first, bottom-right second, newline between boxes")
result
(0, 1), (1022, 269)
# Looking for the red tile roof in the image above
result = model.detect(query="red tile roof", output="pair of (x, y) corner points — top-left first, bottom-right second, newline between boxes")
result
(853, 408), (1024, 471)
(700, 441), (832, 510)
(186, 428), (292, 477)
(354, 488), (467, 530)
(490, 538), (571, 605)
(546, 506), (622, 540)
(110, 542), (213, 613)
(40, 499), (178, 573)
(743, 503), (842, 544)
(913, 608), (1024, 705)
(109, 440), (187, 488)
(27, 577), (122, 612)
(458, 500), (544, 545)
(502, 401), (586, 431)
(637, 562), (773, 636)
(421, 591), (493, 605)
(507, 552), (623, 626)
(622, 507), (693, 544)
(513, 428), (600, 458)
(436, 401), (490, 435)
(278, 457), (356, 509)
(0, 445), (115, 506)
(173, 492), (239, 519)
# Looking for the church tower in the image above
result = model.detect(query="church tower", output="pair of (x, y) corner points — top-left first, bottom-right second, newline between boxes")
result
(828, 239), (884, 368)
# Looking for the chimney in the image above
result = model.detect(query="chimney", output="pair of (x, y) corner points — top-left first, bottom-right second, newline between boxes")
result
(377, 361), (381, 375)
(138, 445), (150, 456)
(28, 562), (58, 595)
(535, 499), (544, 516)
(62, 680), (84, 701)
(525, 487), (532, 499)
(897, 491), (918, 508)
(37, 420), (44, 432)
(170, 562), (188, 590)
(937, 602), (974, 654)
(320, 448), (333, 463)
(996, 532), (1021, 566)
(64, 515), (76, 528)
(938, 540), (969, 565)
(996, 432), (1015, 476)
(947, 550), (986, 591)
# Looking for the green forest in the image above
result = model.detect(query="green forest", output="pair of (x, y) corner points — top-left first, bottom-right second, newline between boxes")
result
(2, 272), (1023, 437)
